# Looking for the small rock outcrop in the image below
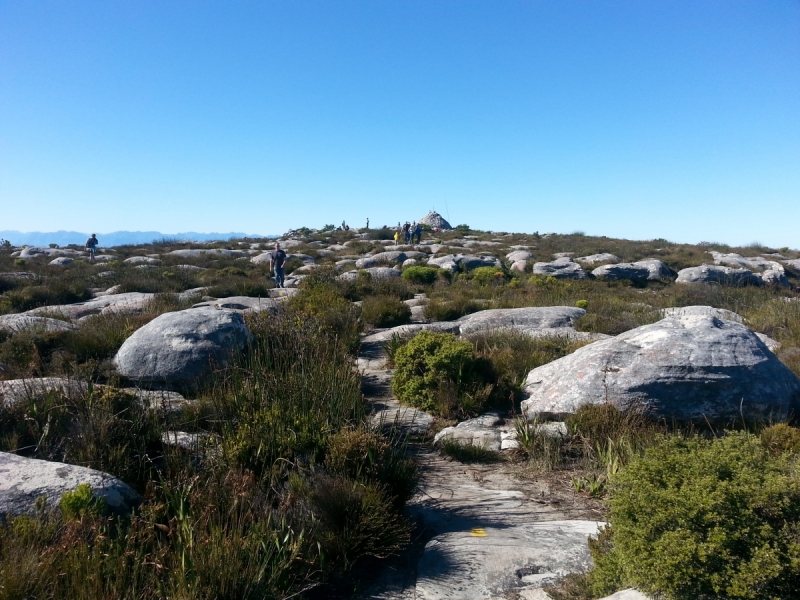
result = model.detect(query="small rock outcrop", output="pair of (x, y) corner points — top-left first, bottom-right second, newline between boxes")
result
(428, 254), (502, 272)
(592, 263), (650, 284)
(114, 307), (252, 390)
(355, 251), (407, 268)
(0, 452), (141, 518)
(532, 257), (589, 279)
(418, 210), (452, 230)
(521, 315), (800, 423)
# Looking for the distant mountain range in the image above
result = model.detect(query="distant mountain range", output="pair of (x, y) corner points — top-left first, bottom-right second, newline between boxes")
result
(0, 230), (272, 247)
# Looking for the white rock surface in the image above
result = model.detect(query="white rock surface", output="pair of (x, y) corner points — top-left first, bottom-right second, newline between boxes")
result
(0, 451), (141, 518)
(676, 265), (762, 286)
(521, 315), (800, 423)
(0, 314), (77, 334)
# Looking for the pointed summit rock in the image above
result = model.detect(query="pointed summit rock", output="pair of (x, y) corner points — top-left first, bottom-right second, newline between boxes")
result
(418, 210), (452, 230)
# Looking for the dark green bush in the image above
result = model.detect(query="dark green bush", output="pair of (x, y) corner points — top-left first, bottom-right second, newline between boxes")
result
(401, 266), (439, 285)
(5, 281), (92, 311)
(360, 295), (411, 328)
(60, 483), (107, 520)
(391, 331), (493, 417)
(423, 295), (482, 322)
(589, 432), (800, 599)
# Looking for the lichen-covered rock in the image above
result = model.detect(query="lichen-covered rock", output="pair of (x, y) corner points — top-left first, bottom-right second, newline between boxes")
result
(0, 452), (140, 518)
(676, 264), (762, 286)
(457, 306), (587, 336)
(114, 307), (252, 390)
(418, 210), (452, 230)
(336, 267), (401, 281)
(521, 315), (800, 423)
(532, 257), (588, 279)
(0, 314), (77, 334)
(355, 251), (407, 268)
(592, 263), (650, 283)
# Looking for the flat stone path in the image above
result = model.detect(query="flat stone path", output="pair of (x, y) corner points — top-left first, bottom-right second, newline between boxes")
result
(358, 335), (602, 600)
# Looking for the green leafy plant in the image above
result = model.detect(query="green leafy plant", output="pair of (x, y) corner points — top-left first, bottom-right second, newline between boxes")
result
(588, 432), (800, 599)
(391, 330), (492, 417)
(60, 484), (107, 520)
(360, 295), (412, 328)
(401, 266), (439, 285)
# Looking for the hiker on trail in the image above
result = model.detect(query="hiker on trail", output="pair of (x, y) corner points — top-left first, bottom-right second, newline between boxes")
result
(269, 242), (287, 289)
(85, 234), (99, 262)
(402, 221), (411, 243)
(413, 223), (423, 244)
(393, 229), (400, 246)
(366, 218), (370, 229)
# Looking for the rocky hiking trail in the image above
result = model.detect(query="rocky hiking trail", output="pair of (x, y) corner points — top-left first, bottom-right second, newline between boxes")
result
(354, 332), (603, 600)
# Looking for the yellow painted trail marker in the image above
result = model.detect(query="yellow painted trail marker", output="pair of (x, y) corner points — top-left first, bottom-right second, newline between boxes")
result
(470, 527), (487, 537)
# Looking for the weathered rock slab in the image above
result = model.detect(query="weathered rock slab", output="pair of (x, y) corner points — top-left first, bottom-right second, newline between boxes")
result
(532, 258), (588, 279)
(0, 451), (140, 519)
(0, 314), (77, 334)
(413, 521), (603, 600)
(457, 307), (587, 336)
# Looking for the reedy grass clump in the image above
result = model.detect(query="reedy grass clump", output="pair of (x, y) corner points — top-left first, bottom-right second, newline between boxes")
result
(360, 294), (412, 328)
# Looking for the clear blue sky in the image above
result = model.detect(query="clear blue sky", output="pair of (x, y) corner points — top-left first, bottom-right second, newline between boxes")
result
(1, 1), (799, 247)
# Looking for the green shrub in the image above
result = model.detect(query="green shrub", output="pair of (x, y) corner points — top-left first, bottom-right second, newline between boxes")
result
(60, 484), (107, 520)
(401, 266), (439, 285)
(391, 331), (492, 417)
(423, 295), (482, 322)
(360, 295), (411, 328)
(470, 266), (508, 286)
(576, 299), (588, 309)
(6, 281), (92, 311)
(325, 428), (418, 507)
(589, 432), (800, 599)
(760, 423), (800, 456)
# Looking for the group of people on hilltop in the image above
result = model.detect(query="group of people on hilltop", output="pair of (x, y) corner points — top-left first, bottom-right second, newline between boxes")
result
(394, 221), (423, 245)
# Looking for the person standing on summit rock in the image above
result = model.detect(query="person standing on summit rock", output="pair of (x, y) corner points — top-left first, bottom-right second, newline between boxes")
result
(85, 234), (99, 262)
(269, 242), (287, 288)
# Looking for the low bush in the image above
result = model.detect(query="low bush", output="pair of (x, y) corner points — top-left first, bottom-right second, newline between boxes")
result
(760, 423), (800, 456)
(391, 331), (493, 418)
(5, 281), (92, 311)
(360, 295), (411, 328)
(469, 266), (508, 286)
(588, 432), (800, 599)
(401, 265), (439, 285)
(423, 295), (482, 321)
(325, 427), (418, 508)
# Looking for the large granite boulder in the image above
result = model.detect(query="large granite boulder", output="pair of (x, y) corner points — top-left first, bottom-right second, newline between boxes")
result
(506, 250), (533, 262)
(49, 257), (75, 266)
(676, 265), (762, 286)
(114, 307), (252, 390)
(532, 258), (589, 279)
(521, 315), (800, 423)
(709, 251), (782, 271)
(635, 258), (676, 281)
(123, 256), (161, 265)
(0, 452), (140, 519)
(592, 263), (650, 284)
(0, 314), (77, 334)
(355, 251), (407, 268)
(336, 267), (401, 281)
(428, 254), (503, 273)
(457, 306), (587, 336)
(576, 253), (620, 265)
(661, 305), (743, 323)
(760, 269), (790, 287)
